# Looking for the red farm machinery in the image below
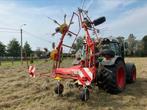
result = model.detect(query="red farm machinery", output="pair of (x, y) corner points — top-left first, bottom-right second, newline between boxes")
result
(28, 8), (136, 101)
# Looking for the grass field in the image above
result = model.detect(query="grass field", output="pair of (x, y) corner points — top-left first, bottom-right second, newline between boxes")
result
(0, 58), (147, 110)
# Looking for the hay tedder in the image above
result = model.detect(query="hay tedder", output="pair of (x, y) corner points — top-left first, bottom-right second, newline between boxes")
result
(28, 8), (136, 101)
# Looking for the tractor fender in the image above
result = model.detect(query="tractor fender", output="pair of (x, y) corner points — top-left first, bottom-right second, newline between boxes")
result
(101, 56), (124, 66)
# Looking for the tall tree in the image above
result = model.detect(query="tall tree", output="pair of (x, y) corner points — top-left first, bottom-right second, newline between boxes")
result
(35, 48), (42, 58)
(127, 34), (136, 56)
(117, 36), (125, 44)
(0, 42), (6, 56)
(23, 41), (32, 57)
(142, 35), (147, 56)
(73, 36), (84, 52)
(134, 40), (144, 57)
(7, 38), (21, 57)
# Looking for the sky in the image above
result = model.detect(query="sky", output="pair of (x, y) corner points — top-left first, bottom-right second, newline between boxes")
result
(0, 0), (147, 51)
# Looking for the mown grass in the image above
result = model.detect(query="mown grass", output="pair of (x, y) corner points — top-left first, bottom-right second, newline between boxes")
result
(0, 57), (147, 110)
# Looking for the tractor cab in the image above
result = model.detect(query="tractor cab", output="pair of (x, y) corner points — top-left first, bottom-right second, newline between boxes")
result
(98, 38), (124, 59)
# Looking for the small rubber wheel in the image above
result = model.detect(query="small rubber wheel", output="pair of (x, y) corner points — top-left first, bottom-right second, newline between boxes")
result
(80, 88), (90, 101)
(126, 63), (136, 83)
(54, 83), (64, 95)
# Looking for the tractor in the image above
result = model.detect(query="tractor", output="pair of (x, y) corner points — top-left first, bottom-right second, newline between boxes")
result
(28, 8), (136, 101)
(94, 37), (136, 94)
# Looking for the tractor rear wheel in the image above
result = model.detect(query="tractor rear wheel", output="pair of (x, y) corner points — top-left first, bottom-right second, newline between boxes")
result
(98, 60), (126, 94)
(125, 63), (136, 83)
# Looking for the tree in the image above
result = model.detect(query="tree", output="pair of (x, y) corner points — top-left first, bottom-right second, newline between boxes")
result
(127, 34), (136, 56)
(35, 48), (42, 58)
(23, 41), (32, 57)
(117, 36), (125, 44)
(133, 40), (143, 57)
(7, 38), (21, 57)
(0, 42), (6, 56)
(142, 35), (147, 56)
(72, 36), (84, 52)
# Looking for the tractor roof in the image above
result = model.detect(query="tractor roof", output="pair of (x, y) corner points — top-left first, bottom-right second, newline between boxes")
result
(100, 37), (119, 44)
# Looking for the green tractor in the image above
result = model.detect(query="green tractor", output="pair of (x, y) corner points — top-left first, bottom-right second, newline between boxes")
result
(95, 38), (136, 94)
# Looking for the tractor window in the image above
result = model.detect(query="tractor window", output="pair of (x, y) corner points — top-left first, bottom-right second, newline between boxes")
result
(109, 43), (120, 55)
(100, 42), (121, 56)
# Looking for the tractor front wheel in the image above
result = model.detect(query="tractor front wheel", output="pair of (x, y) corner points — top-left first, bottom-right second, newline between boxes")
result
(126, 63), (136, 83)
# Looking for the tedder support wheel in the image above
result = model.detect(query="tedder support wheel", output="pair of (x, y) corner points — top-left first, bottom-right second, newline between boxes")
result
(98, 60), (126, 94)
(80, 87), (90, 101)
(125, 63), (136, 83)
(54, 83), (64, 95)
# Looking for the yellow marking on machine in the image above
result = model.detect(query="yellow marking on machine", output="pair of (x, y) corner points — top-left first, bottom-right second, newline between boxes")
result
(55, 77), (62, 80)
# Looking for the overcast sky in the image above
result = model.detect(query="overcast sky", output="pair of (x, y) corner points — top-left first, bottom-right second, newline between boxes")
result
(0, 0), (147, 51)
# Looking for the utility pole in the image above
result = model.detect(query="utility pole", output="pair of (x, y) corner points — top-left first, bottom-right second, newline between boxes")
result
(20, 24), (26, 65)
(21, 28), (23, 65)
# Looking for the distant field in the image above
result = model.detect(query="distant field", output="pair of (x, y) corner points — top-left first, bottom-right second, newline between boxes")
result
(0, 57), (147, 110)
(0, 59), (44, 67)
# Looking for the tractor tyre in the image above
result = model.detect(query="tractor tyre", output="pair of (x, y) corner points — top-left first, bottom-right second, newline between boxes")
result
(125, 63), (136, 83)
(98, 60), (126, 94)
